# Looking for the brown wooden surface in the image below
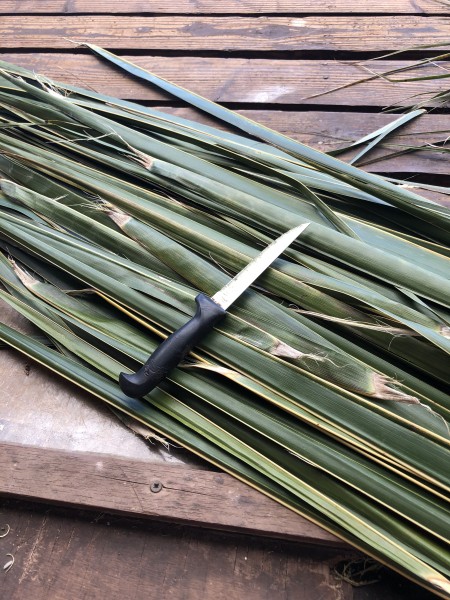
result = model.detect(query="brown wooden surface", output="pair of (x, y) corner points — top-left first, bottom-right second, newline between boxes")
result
(2, 53), (449, 181)
(0, 441), (344, 546)
(166, 109), (450, 179)
(2, 54), (448, 109)
(0, 0), (445, 14)
(1, 498), (437, 600)
(0, 499), (358, 600)
(2, 16), (450, 51)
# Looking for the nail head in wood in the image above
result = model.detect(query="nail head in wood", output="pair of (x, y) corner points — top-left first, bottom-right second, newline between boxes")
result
(150, 481), (163, 493)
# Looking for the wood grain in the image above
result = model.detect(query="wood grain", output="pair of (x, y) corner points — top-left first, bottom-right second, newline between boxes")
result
(2, 16), (450, 51)
(0, 500), (356, 600)
(150, 107), (450, 180)
(2, 53), (447, 109)
(2, 54), (449, 178)
(0, 0), (443, 14)
(0, 442), (345, 547)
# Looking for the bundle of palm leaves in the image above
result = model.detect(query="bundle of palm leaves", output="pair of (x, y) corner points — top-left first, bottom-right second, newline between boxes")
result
(0, 47), (449, 598)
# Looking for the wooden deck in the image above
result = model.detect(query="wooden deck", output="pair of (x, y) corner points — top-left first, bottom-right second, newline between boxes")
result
(0, 2), (448, 599)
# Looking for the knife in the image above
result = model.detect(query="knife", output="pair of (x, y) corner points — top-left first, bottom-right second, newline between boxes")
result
(119, 222), (310, 397)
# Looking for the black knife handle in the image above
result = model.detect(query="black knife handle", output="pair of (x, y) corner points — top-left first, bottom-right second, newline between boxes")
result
(119, 293), (226, 397)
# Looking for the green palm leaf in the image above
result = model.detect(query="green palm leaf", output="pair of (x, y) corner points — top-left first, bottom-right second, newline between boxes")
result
(1, 53), (450, 598)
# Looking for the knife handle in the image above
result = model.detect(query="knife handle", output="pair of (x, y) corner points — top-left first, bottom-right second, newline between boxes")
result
(119, 293), (227, 398)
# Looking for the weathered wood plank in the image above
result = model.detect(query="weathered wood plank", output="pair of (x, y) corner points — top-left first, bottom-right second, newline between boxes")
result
(0, 0), (443, 14)
(230, 110), (449, 176)
(0, 441), (345, 546)
(1, 54), (446, 109)
(0, 47), (447, 178)
(1, 16), (450, 51)
(149, 107), (450, 180)
(162, 109), (450, 204)
(0, 500), (355, 600)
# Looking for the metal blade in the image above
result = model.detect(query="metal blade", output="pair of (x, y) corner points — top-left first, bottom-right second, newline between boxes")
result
(211, 222), (310, 310)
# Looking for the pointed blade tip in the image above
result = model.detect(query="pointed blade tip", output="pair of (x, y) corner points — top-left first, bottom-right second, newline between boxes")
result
(292, 222), (310, 234)
(212, 222), (310, 310)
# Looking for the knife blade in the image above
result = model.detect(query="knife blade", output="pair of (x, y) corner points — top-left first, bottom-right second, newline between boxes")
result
(119, 222), (310, 397)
